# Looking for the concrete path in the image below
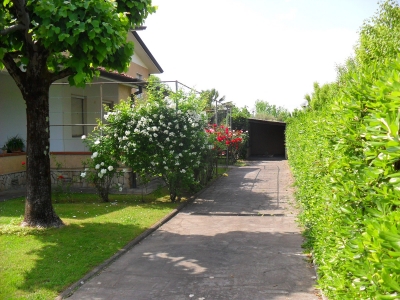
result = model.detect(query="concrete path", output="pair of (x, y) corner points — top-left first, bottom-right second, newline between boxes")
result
(66, 159), (320, 300)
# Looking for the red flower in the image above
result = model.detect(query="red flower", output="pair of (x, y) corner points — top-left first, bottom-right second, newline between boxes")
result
(58, 175), (64, 180)
(21, 162), (26, 165)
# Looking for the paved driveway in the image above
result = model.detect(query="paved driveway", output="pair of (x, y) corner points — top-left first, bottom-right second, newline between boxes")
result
(66, 159), (320, 300)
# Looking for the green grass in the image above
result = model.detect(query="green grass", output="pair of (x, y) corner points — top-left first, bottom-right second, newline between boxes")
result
(0, 189), (181, 300)
(234, 159), (248, 167)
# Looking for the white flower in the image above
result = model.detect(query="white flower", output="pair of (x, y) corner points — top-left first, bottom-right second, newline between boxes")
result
(125, 130), (131, 135)
(80, 172), (86, 178)
(108, 166), (114, 171)
(164, 166), (168, 170)
(179, 143), (183, 146)
(94, 140), (100, 145)
(166, 137), (170, 142)
(91, 152), (98, 158)
(153, 133), (158, 137)
(95, 164), (100, 169)
(101, 162), (104, 166)
(153, 114), (158, 118)
(81, 135), (86, 140)
(180, 169), (186, 173)
(85, 168), (89, 171)
(98, 172), (103, 178)
(101, 169), (107, 174)
(119, 187), (123, 192)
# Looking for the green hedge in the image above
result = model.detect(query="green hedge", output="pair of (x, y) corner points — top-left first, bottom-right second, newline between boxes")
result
(286, 59), (400, 299)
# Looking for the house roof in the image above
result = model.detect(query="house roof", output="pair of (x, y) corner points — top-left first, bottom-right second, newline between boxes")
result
(98, 69), (147, 87)
(131, 31), (163, 74)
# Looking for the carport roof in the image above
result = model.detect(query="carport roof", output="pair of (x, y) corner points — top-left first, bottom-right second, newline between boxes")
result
(248, 118), (286, 126)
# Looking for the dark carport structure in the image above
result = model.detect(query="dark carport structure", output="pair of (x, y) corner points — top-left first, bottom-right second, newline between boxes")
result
(248, 118), (286, 158)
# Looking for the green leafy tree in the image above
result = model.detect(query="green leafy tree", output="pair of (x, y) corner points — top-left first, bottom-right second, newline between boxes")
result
(231, 105), (251, 131)
(201, 88), (226, 125)
(303, 82), (339, 111)
(355, 0), (400, 70)
(0, 0), (155, 227)
(254, 100), (290, 121)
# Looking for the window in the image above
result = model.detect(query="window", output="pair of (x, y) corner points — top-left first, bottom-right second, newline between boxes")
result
(136, 73), (143, 80)
(71, 95), (86, 137)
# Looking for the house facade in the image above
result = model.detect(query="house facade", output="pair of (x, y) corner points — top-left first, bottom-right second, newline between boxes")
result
(0, 30), (163, 191)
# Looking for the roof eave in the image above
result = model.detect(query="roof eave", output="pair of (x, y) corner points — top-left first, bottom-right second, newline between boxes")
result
(131, 31), (164, 74)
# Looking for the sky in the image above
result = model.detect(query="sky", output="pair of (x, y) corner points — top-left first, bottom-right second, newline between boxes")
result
(139, 0), (382, 112)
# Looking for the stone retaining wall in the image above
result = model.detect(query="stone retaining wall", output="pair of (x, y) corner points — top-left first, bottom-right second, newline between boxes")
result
(0, 170), (135, 192)
(0, 171), (26, 191)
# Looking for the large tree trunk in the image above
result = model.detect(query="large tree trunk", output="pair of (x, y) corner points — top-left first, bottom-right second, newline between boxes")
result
(8, 51), (65, 228)
(21, 86), (64, 227)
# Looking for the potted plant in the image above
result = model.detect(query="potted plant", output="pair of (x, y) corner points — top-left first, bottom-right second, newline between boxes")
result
(5, 135), (25, 152)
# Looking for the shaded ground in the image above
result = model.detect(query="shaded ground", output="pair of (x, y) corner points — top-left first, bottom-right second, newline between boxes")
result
(65, 159), (320, 299)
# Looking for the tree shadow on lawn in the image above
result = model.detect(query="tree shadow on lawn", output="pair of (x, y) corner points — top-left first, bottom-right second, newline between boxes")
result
(14, 221), (147, 297)
(0, 194), (178, 221)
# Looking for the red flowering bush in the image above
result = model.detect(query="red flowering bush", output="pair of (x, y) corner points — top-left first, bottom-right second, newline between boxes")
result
(205, 124), (247, 162)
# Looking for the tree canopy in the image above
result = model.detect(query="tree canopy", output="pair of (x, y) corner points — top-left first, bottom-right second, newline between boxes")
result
(254, 100), (290, 121)
(0, 0), (155, 86)
(0, 0), (156, 228)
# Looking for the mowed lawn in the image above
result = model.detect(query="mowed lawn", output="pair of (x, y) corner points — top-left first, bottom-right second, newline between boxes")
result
(0, 191), (181, 300)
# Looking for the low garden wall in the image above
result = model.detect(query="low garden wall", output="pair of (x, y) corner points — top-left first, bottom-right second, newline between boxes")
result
(0, 169), (135, 192)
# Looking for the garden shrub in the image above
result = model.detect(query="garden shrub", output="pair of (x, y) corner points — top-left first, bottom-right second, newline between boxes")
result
(287, 57), (400, 299)
(83, 80), (212, 202)
(286, 2), (400, 297)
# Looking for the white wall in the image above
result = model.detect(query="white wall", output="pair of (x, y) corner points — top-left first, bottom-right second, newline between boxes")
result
(49, 79), (120, 152)
(131, 53), (147, 68)
(1, 72), (125, 153)
(0, 72), (27, 150)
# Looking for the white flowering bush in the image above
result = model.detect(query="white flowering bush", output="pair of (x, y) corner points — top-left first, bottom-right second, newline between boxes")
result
(81, 126), (121, 202)
(106, 84), (208, 201)
(81, 78), (212, 202)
